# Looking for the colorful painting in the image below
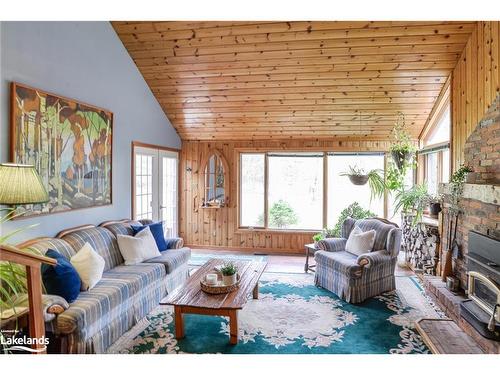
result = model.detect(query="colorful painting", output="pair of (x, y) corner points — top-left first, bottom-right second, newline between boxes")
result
(10, 82), (112, 218)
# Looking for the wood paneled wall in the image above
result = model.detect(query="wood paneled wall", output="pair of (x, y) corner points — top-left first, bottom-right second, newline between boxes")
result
(451, 21), (500, 171)
(179, 139), (392, 253)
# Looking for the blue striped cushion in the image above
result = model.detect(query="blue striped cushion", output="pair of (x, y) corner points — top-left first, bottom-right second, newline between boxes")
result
(57, 263), (165, 339)
(28, 238), (77, 261)
(143, 247), (191, 273)
(103, 221), (143, 237)
(61, 227), (123, 271)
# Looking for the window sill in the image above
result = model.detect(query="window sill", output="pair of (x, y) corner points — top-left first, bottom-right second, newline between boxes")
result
(235, 228), (318, 235)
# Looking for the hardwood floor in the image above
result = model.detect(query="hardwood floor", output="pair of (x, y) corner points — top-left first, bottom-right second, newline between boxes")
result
(191, 248), (414, 276)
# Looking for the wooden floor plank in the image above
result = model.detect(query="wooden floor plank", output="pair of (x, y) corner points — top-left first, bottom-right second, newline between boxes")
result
(415, 318), (484, 354)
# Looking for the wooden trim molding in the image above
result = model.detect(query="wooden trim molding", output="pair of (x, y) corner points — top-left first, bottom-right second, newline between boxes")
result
(17, 237), (53, 249)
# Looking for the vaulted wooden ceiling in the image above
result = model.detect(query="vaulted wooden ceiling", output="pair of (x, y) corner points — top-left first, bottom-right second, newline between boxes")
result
(112, 21), (475, 141)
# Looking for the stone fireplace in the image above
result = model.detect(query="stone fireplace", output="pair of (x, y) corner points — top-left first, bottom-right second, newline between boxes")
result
(427, 94), (500, 352)
(440, 94), (500, 290)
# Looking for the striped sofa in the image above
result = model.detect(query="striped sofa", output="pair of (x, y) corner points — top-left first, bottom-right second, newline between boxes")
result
(314, 217), (401, 304)
(22, 219), (190, 353)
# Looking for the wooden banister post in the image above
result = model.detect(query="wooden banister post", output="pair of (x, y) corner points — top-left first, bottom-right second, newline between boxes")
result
(0, 244), (56, 354)
(25, 264), (46, 353)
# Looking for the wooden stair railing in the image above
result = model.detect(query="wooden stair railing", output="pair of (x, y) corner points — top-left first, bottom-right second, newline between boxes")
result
(0, 244), (56, 354)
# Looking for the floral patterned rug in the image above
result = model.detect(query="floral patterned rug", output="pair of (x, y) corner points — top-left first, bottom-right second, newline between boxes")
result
(109, 273), (437, 354)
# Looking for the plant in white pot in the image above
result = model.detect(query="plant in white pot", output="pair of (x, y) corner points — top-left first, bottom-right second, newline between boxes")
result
(220, 262), (238, 285)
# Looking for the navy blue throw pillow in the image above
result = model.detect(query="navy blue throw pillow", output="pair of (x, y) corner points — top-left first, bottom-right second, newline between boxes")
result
(41, 249), (81, 303)
(131, 222), (168, 252)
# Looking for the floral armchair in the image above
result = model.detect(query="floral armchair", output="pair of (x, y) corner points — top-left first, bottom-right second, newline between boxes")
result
(314, 217), (402, 303)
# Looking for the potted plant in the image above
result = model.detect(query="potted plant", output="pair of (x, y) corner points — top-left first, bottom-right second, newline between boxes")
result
(340, 165), (369, 185)
(312, 233), (324, 243)
(428, 194), (443, 216)
(220, 262), (238, 286)
(340, 166), (386, 201)
(389, 112), (416, 171)
(393, 184), (431, 225)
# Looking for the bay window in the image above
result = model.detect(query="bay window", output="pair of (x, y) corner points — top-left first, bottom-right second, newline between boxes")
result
(239, 151), (389, 231)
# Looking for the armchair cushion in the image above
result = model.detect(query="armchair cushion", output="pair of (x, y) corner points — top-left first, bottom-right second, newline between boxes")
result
(356, 250), (393, 268)
(314, 250), (362, 278)
(316, 237), (347, 252)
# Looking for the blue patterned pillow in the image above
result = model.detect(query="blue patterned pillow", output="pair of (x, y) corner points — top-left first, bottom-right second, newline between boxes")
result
(41, 249), (81, 303)
(131, 222), (168, 252)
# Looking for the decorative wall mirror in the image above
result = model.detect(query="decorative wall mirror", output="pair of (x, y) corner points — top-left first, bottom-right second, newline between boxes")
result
(202, 150), (229, 208)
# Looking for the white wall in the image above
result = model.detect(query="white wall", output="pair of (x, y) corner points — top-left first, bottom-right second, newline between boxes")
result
(0, 22), (181, 241)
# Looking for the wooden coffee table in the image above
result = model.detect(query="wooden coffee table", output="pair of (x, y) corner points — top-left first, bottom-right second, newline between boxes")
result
(161, 258), (267, 345)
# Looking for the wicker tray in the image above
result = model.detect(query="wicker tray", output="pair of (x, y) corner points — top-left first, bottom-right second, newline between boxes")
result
(200, 273), (240, 294)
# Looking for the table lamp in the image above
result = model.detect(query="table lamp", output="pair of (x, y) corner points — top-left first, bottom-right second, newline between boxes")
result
(0, 163), (49, 207)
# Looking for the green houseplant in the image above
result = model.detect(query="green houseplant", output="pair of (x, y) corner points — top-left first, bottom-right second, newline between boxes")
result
(220, 262), (238, 285)
(340, 166), (386, 201)
(393, 184), (431, 225)
(389, 112), (417, 171)
(312, 233), (324, 243)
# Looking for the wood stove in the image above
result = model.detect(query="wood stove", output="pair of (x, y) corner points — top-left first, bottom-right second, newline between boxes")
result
(460, 231), (500, 341)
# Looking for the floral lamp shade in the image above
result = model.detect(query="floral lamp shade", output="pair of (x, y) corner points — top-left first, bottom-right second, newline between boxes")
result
(0, 163), (49, 205)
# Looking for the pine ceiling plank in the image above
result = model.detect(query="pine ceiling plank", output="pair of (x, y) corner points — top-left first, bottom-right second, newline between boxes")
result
(122, 32), (471, 53)
(112, 21), (474, 140)
(131, 49), (461, 67)
(159, 91), (441, 104)
(118, 23), (474, 43)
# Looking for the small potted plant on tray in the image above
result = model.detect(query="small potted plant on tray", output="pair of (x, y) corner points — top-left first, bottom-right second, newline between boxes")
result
(220, 262), (238, 285)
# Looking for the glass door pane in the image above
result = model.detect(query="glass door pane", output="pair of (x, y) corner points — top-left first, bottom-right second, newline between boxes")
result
(134, 150), (157, 220)
(159, 150), (178, 237)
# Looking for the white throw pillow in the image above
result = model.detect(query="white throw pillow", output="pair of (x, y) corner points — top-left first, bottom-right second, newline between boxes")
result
(137, 226), (162, 260)
(70, 242), (105, 291)
(117, 226), (161, 265)
(345, 226), (376, 256)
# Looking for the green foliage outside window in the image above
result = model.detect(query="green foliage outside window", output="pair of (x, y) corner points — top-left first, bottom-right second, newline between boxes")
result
(268, 199), (298, 229)
(331, 202), (376, 237)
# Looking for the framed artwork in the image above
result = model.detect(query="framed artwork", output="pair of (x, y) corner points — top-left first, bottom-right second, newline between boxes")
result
(10, 82), (113, 218)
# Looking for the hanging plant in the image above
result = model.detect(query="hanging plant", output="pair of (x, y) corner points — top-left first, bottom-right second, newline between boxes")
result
(389, 112), (417, 171)
(340, 166), (386, 201)
(340, 165), (369, 185)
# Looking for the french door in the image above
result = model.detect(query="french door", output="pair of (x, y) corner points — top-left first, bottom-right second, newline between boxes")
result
(132, 144), (179, 237)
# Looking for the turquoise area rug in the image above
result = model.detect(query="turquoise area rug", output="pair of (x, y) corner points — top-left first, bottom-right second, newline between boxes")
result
(110, 273), (433, 354)
(189, 252), (267, 267)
